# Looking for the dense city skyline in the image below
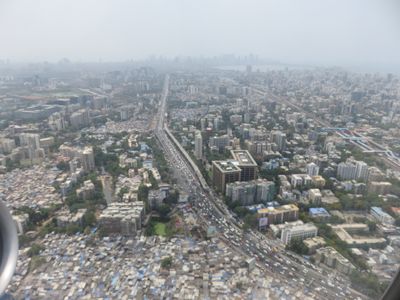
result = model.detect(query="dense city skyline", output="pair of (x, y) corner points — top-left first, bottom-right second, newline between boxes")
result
(0, 0), (400, 72)
(2, 1), (400, 299)
(1, 59), (400, 299)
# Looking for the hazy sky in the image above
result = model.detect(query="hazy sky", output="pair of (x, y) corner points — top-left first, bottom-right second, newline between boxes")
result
(0, 0), (399, 67)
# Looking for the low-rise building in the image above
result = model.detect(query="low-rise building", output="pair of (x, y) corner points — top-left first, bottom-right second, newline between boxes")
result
(303, 236), (326, 254)
(257, 204), (299, 225)
(309, 207), (331, 220)
(391, 207), (400, 217)
(56, 209), (87, 228)
(368, 182), (392, 195)
(371, 206), (395, 225)
(330, 223), (387, 247)
(281, 223), (318, 245)
(315, 246), (355, 275)
(311, 175), (326, 188)
(269, 220), (304, 237)
(321, 189), (340, 205)
(13, 213), (29, 235)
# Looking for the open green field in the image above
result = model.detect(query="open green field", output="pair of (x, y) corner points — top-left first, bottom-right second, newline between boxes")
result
(154, 222), (166, 236)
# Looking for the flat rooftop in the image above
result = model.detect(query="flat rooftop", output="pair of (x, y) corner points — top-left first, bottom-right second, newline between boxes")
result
(309, 207), (330, 216)
(283, 223), (317, 233)
(230, 150), (257, 166)
(330, 223), (387, 245)
(304, 236), (326, 248)
(258, 204), (299, 215)
(213, 160), (241, 173)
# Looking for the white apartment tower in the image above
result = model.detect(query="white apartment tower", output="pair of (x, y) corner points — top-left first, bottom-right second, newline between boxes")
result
(306, 162), (319, 176)
(194, 131), (203, 160)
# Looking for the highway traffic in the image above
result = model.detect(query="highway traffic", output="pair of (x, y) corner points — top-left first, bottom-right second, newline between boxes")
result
(154, 75), (364, 299)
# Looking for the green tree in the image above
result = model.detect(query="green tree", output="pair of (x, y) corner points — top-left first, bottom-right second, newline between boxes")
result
(367, 221), (377, 232)
(165, 190), (179, 205)
(161, 256), (173, 269)
(138, 185), (149, 202)
(233, 206), (250, 218)
(149, 170), (159, 189)
(93, 147), (126, 177)
(83, 210), (97, 227)
(27, 243), (44, 257)
(157, 204), (171, 220)
(118, 187), (129, 198)
(56, 161), (69, 172)
(5, 157), (20, 172)
(66, 224), (81, 235)
(243, 213), (258, 230)
(349, 270), (387, 298)
(286, 238), (308, 255)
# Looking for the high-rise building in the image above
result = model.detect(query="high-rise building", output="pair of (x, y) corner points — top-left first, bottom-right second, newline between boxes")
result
(48, 112), (66, 131)
(70, 109), (90, 128)
(209, 135), (230, 151)
(76, 180), (95, 200)
(194, 131), (203, 160)
(308, 189), (322, 204)
(100, 174), (114, 205)
(99, 202), (145, 236)
(337, 160), (369, 181)
(229, 114), (242, 125)
(245, 140), (267, 156)
(19, 133), (43, 160)
(212, 160), (241, 193)
(213, 116), (222, 131)
(355, 161), (369, 181)
(19, 133), (40, 150)
(270, 130), (286, 151)
(291, 174), (312, 188)
(200, 118), (206, 131)
(243, 112), (250, 123)
(81, 146), (95, 172)
(337, 162), (357, 180)
(306, 162), (319, 176)
(230, 150), (258, 181)
(0, 138), (16, 154)
(226, 181), (256, 205)
(225, 179), (276, 205)
(255, 179), (276, 203)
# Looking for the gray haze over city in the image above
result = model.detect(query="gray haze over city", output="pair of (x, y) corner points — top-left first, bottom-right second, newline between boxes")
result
(3, 1), (400, 300)
(0, 0), (400, 72)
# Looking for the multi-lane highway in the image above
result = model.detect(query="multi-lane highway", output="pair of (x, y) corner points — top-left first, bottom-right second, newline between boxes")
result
(154, 75), (365, 299)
